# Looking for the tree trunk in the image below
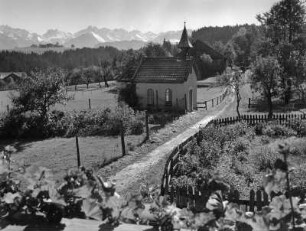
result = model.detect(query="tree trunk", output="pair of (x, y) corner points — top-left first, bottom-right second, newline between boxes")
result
(267, 92), (273, 119)
(103, 75), (109, 88)
(236, 90), (241, 119)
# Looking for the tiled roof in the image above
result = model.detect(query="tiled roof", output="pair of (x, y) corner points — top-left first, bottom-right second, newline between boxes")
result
(133, 57), (193, 83)
(0, 72), (26, 80)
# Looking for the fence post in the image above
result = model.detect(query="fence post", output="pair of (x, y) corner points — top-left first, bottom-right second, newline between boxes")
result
(145, 110), (149, 140)
(75, 136), (81, 168)
(88, 98), (91, 109)
(248, 98), (251, 108)
(120, 120), (126, 156)
(205, 101), (207, 110)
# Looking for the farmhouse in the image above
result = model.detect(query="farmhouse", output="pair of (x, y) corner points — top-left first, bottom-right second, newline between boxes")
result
(0, 72), (27, 90)
(120, 24), (198, 112)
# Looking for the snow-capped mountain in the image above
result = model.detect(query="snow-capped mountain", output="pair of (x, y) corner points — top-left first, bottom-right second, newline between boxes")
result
(42, 29), (73, 44)
(0, 25), (186, 50)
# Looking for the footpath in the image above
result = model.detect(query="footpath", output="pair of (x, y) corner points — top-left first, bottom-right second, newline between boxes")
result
(110, 94), (235, 194)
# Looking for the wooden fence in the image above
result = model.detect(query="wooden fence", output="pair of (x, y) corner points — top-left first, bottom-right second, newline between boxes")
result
(161, 112), (306, 212)
(169, 186), (275, 212)
(211, 113), (306, 127)
(197, 89), (228, 110)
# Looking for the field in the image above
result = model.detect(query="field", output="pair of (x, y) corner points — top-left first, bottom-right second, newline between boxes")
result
(0, 81), (118, 113)
(1, 81), (226, 185)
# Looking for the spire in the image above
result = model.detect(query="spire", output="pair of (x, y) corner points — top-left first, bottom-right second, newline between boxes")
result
(178, 22), (193, 49)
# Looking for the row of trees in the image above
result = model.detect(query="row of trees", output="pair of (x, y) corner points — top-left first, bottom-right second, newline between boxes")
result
(251, 0), (306, 117)
(219, 0), (305, 118)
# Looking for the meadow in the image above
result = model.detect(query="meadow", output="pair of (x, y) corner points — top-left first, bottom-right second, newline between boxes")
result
(1, 81), (226, 184)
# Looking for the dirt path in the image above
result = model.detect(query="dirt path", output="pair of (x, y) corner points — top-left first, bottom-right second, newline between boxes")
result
(104, 94), (236, 195)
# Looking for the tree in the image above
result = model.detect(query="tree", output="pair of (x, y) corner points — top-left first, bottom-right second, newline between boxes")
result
(218, 67), (244, 118)
(143, 42), (167, 57)
(256, 0), (306, 104)
(10, 68), (71, 121)
(251, 56), (282, 118)
(100, 60), (111, 88)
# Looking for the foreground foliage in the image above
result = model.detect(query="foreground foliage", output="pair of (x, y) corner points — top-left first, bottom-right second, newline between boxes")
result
(2, 140), (306, 230)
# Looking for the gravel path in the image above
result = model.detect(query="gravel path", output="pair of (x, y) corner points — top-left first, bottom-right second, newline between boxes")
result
(107, 94), (235, 195)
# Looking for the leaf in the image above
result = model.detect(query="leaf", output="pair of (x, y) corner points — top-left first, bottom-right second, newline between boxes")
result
(2, 192), (21, 204)
(82, 198), (102, 221)
(206, 190), (227, 212)
(74, 184), (94, 198)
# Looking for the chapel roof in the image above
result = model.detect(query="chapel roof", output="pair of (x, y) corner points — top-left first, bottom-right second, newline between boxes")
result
(133, 57), (193, 83)
(178, 23), (193, 49)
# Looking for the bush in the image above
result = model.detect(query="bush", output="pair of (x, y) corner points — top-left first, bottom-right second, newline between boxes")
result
(262, 122), (296, 137)
(0, 110), (49, 139)
(291, 120), (306, 137)
(251, 147), (279, 171)
(0, 104), (145, 139)
(148, 112), (182, 126)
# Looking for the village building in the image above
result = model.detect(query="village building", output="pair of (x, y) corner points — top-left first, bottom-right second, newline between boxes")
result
(119, 24), (198, 112)
(0, 72), (27, 90)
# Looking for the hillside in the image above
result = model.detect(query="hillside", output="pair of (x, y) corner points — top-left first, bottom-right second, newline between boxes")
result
(192, 24), (258, 45)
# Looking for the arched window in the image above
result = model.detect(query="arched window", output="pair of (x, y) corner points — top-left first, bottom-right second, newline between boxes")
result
(147, 88), (154, 106)
(165, 88), (172, 106)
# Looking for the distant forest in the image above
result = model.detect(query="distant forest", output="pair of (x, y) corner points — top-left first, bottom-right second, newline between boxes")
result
(0, 46), (122, 72)
(0, 24), (262, 80)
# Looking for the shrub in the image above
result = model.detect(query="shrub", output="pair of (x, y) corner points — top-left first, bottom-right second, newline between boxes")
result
(0, 110), (49, 139)
(251, 146), (279, 171)
(291, 119), (306, 137)
(262, 122), (296, 137)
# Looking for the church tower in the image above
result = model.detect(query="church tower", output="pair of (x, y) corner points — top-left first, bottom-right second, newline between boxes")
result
(178, 22), (193, 59)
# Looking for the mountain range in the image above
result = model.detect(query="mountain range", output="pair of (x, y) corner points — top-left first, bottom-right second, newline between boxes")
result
(0, 25), (188, 50)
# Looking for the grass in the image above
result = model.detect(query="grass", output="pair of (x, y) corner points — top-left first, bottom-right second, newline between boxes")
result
(0, 81), (118, 113)
(8, 134), (145, 183)
(1, 81), (228, 191)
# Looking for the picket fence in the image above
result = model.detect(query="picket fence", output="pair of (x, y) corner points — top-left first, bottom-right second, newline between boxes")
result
(168, 186), (278, 212)
(160, 113), (306, 212)
(211, 113), (306, 127)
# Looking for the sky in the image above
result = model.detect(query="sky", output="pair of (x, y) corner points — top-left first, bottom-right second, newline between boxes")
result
(0, 0), (280, 34)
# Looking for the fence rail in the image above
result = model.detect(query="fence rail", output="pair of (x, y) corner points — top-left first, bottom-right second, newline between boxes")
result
(161, 112), (306, 211)
(211, 113), (306, 127)
(171, 186), (274, 212)
(197, 89), (228, 110)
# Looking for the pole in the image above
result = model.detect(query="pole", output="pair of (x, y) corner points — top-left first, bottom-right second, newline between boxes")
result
(120, 120), (126, 156)
(76, 136), (81, 168)
(145, 110), (149, 140)
(88, 98), (91, 109)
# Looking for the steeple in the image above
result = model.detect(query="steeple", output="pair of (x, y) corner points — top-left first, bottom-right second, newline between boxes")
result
(178, 22), (193, 50)
(178, 22), (192, 59)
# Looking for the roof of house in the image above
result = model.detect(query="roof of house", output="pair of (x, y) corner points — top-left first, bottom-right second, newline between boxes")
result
(0, 72), (26, 80)
(133, 57), (194, 83)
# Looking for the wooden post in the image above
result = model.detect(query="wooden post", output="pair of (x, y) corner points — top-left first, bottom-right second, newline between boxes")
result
(248, 98), (251, 108)
(75, 136), (81, 168)
(184, 94), (187, 113)
(205, 101), (207, 110)
(120, 120), (126, 156)
(145, 110), (149, 140)
(88, 98), (91, 109)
